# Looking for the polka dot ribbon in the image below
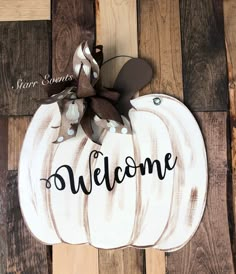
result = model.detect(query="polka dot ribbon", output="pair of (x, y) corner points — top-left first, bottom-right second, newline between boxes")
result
(40, 41), (130, 144)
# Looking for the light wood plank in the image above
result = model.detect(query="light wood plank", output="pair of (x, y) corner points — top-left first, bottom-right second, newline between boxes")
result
(96, 1), (143, 273)
(52, 0), (98, 273)
(139, 0), (183, 100)
(138, 1), (183, 273)
(8, 117), (31, 170)
(53, 245), (98, 274)
(224, 0), (236, 260)
(0, 0), (50, 21)
(145, 250), (165, 274)
(96, 0), (138, 87)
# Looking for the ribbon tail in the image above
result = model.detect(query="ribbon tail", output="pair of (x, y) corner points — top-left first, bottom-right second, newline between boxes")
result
(77, 69), (96, 98)
(97, 87), (120, 103)
(90, 97), (123, 125)
(80, 109), (95, 142)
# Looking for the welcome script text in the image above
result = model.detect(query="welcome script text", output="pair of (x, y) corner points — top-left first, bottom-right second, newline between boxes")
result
(40, 150), (177, 195)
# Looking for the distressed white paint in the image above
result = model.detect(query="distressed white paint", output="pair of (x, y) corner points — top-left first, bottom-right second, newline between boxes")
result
(18, 94), (207, 251)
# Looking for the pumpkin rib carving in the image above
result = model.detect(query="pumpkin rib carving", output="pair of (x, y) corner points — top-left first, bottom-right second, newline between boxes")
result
(128, 127), (143, 246)
(87, 132), (136, 249)
(128, 109), (174, 247)
(50, 135), (98, 244)
(18, 103), (62, 244)
(130, 94), (207, 251)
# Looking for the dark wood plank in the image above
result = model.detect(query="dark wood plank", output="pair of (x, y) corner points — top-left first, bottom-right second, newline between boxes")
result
(98, 248), (144, 274)
(0, 118), (8, 274)
(0, 21), (50, 115)
(52, 0), (95, 77)
(6, 171), (50, 274)
(167, 112), (234, 274)
(180, 0), (228, 111)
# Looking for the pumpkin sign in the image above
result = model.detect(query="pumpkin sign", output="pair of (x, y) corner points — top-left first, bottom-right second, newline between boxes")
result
(18, 42), (208, 251)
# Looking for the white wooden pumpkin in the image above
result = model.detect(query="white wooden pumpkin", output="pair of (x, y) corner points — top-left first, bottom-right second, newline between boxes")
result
(18, 93), (207, 251)
(18, 43), (207, 251)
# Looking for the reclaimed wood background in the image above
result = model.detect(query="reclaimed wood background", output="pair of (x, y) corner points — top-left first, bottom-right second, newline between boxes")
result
(0, 0), (235, 273)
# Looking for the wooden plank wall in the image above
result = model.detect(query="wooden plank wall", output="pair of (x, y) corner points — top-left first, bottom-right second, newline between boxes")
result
(0, 0), (235, 274)
(167, 2), (234, 273)
(0, 2), (51, 271)
(224, 0), (236, 265)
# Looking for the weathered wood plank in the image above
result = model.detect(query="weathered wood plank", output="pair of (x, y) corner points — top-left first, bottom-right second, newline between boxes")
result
(138, 1), (183, 273)
(139, 0), (183, 100)
(96, 0), (138, 87)
(0, 0), (50, 21)
(179, 0), (228, 111)
(8, 117), (31, 170)
(52, 0), (98, 273)
(224, 0), (236, 261)
(0, 21), (50, 116)
(96, 1), (143, 274)
(167, 112), (234, 274)
(0, 118), (8, 274)
(52, 0), (95, 77)
(98, 248), (144, 274)
(6, 171), (50, 274)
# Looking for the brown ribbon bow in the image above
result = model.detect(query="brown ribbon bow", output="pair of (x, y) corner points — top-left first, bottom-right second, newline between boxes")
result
(41, 42), (124, 144)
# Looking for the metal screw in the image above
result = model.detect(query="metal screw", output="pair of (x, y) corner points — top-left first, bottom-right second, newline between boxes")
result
(153, 97), (161, 105)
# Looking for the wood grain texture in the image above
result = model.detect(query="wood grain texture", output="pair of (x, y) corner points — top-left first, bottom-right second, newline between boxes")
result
(224, 0), (236, 261)
(179, 0), (228, 111)
(8, 117), (31, 170)
(53, 245), (98, 274)
(96, 0), (138, 87)
(167, 112), (234, 274)
(96, 1), (142, 273)
(138, 0), (183, 100)
(138, 1), (183, 273)
(0, 119), (8, 274)
(6, 171), (50, 274)
(145, 250), (165, 274)
(52, 0), (95, 77)
(52, 0), (97, 273)
(0, 21), (50, 116)
(0, 0), (50, 21)
(98, 248), (144, 274)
